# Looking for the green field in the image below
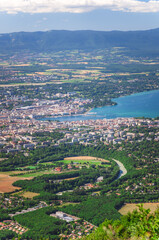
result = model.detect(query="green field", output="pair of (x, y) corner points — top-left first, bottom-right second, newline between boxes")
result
(19, 166), (37, 170)
(39, 162), (56, 166)
(58, 159), (110, 166)
(16, 169), (55, 178)
(61, 78), (85, 83)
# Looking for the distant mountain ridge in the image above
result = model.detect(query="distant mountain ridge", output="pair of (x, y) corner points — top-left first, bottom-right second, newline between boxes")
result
(0, 28), (159, 55)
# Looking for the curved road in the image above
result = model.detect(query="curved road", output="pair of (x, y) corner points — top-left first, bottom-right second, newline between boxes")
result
(112, 158), (127, 179)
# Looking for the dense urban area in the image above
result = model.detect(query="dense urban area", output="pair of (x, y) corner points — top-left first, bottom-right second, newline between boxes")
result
(0, 47), (159, 239)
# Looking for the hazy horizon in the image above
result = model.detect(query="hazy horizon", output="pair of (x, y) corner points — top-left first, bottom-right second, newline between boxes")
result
(0, 1), (159, 34)
(1, 26), (159, 35)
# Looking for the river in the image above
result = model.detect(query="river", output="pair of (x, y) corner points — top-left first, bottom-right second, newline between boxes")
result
(112, 159), (127, 180)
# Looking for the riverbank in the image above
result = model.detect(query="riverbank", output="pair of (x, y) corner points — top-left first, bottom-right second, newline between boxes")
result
(112, 159), (127, 179)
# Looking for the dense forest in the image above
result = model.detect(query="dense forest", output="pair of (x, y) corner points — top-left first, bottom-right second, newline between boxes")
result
(14, 207), (67, 239)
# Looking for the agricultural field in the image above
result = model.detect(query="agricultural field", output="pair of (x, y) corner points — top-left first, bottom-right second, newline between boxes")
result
(15, 169), (57, 178)
(119, 203), (159, 215)
(0, 82), (56, 87)
(0, 172), (32, 193)
(62, 156), (110, 166)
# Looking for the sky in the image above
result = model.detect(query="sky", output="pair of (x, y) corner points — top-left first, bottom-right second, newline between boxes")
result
(0, 0), (159, 33)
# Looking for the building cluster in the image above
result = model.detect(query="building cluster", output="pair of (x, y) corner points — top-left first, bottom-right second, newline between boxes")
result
(79, 176), (103, 190)
(0, 196), (24, 209)
(51, 211), (96, 240)
(0, 220), (28, 235)
(9, 201), (48, 217)
(50, 211), (80, 222)
(0, 116), (158, 154)
(1, 96), (92, 119)
(63, 221), (96, 239)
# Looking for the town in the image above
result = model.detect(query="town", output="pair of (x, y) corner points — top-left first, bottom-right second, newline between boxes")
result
(0, 48), (159, 239)
(0, 113), (159, 153)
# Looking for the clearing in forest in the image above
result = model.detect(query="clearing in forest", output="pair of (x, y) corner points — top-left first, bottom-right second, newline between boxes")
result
(19, 191), (40, 199)
(119, 203), (159, 215)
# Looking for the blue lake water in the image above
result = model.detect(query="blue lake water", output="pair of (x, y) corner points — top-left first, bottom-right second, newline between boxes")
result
(41, 89), (159, 122)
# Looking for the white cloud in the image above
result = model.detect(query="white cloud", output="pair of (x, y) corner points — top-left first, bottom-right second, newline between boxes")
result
(0, 0), (159, 14)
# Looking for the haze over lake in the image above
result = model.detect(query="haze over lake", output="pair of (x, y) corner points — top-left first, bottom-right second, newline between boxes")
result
(42, 89), (159, 122)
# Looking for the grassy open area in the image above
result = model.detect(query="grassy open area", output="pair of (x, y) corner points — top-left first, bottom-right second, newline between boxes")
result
(58, 159), (102, 165)
(14, 168), (75, 178)
(0, 81), (62, 87)
(39, 162), (55, 166)
(61, 156), (110, 166)
(61, 78), (85, 83)
(0, 170), (27, 175)
(19, 165), (37, 170)
(58, 202), (80, 207)
(15, 169), (56, 178)
(19, 191), (40, 199)
(119, 203), (159, 215)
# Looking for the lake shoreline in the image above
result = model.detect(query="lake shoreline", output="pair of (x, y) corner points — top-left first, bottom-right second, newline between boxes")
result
(39, 89), (159, 122)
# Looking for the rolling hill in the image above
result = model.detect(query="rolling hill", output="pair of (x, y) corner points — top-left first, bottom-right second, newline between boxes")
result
(0, 28), (159, 55)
